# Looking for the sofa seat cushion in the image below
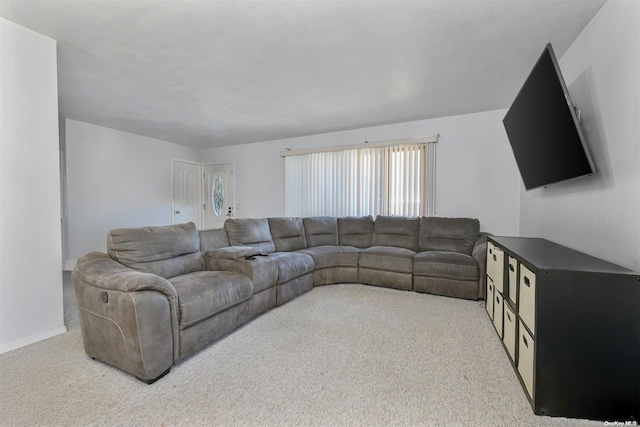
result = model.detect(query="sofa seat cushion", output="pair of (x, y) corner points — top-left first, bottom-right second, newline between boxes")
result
(359, 246), (416, 273)
(413, 251), (479, 281)
(169, 271), (254, 329)
(297, 245), (359, 269)
(268, 252), (314, 285)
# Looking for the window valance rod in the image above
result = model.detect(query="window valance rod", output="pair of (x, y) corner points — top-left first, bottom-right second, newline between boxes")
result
(280, 134), (439, 157)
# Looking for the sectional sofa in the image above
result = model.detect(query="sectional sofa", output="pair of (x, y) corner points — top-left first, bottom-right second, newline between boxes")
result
(72, 215), (488, 383)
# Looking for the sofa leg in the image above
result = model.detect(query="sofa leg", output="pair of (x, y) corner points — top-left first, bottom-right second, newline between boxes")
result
(136, 367), (171, 385)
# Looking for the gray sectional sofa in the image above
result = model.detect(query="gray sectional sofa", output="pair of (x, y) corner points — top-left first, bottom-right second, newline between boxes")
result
(72, 215), (488, 383)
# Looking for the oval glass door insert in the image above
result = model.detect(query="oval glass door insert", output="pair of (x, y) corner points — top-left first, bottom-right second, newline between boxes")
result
(213, 176), (224, 216)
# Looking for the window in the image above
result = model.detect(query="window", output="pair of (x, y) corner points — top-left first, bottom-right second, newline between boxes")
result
(284, 136), (437, 217)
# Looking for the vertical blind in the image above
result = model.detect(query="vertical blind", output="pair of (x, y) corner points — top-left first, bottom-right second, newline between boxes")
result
(285, 141), (436, 217)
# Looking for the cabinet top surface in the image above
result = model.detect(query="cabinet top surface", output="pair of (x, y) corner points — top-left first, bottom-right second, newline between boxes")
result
(489, 236), (636, 274)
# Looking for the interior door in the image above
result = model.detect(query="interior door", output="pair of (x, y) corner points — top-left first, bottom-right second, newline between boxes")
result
(172, 160), (201, 227)
(203, 163), (234, 230)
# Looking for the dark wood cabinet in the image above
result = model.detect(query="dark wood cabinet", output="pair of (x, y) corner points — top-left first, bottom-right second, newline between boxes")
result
(486, 236), (639, 422)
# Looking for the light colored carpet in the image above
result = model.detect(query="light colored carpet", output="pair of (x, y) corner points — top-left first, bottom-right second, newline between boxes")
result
(0, 273), (600, 427)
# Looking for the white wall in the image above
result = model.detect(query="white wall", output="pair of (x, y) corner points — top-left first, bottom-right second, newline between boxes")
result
(519, 0), (640, 271)
(64, 119), (201, 266)
(0, 18), (65, 352)
(201, 109), (521, 235)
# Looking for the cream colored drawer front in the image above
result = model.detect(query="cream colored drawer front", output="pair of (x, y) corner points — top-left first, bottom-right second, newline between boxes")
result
(488, 245), (504, 292)
(493, 291), (504, 338)
(486, 242), (495, 280)
(486, 277), (495, 320)
(508, 256), (518, 304)
(503, 304), (516, 361)
(518, 321), (535, 399)
(519, 264), (536, 334)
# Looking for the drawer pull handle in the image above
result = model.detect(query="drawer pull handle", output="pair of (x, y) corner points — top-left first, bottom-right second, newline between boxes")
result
(507, 312), (511, 321)
(522, 335), (529, 348)
(489, 248), (493, 254)
(509, 264), (515, 272)
(524, 276), (531, 286)
(493, 254), (497, 261)
(496, 296), (500, 304)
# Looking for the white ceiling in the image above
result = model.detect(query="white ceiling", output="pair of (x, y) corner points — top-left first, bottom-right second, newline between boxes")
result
(1, 0), (606, 149)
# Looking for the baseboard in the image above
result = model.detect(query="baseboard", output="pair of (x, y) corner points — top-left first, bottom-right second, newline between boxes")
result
(0, 326), (68, 355)
(64, 259), (76, 271)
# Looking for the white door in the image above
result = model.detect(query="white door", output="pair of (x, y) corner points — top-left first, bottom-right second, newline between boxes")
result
(172, 160), (201, 227)
(203, 163), (235, 230)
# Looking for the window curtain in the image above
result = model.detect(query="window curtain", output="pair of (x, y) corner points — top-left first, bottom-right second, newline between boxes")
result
(285, 142), (435, 217)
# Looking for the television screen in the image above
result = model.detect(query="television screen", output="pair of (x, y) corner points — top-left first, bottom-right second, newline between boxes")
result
(503, 43), (596, 190)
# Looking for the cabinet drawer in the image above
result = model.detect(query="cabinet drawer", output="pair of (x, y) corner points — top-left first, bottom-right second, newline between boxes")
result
(487, 243), (504, 292)
(518, 320), (535, 399)
(519, 264), (536, 334)
(486, 242), (495, 279)
(486, 277), (494, 320)
(493, 291), (504, 338)
(508, 256), (518, 304)
(503, 304), (516, 361)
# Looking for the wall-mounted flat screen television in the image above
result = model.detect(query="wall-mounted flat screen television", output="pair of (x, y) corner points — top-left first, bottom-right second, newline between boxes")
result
(503, 43), (596, 190)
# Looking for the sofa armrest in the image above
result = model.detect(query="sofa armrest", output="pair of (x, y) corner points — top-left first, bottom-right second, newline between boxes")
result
(73, 252), (178, 297)
(72, 252), (180, 380)
(472, 232), (492, 300)
(206, 246), (263, 260)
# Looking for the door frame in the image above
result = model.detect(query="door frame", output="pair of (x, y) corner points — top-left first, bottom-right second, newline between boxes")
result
(171, 159), (202, 228)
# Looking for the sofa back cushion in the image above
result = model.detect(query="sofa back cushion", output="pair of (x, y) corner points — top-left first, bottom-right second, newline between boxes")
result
(303, 217), (338, 247)
(371, 215), (420, 251)
(107, 222), (204, 279)
(268, 217), (308, 252)
(199, 228), (230, 253)
(225, 218), (276, 254)
(338, 216), (374, 248)
(419, 217), (480, 255)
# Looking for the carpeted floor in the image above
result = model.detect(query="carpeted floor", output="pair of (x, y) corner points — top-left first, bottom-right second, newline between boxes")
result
(0, 272), (600, 426)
